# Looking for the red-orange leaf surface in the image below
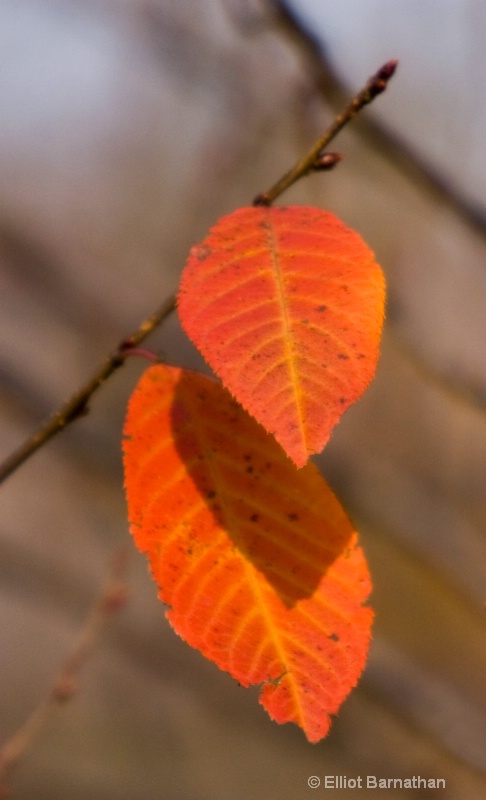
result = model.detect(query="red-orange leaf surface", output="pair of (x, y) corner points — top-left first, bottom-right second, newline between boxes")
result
(123, 365), (372, 742)
(178, 205), (385, 467)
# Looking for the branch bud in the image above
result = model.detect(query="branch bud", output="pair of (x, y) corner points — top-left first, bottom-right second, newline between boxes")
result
(312, 151), (343, 171)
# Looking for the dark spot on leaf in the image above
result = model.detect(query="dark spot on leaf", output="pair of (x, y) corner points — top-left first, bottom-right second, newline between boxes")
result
(338, 353), (349, 360)
(339, 397), (346, 404)
(266, 670), (286, 687)
(246, 466), (254, 474)
(288, 512), (299, 522)
(250, 513), (260, 522)
(316, 305), (327, 312)
(243, 454), (252, 461)
(328, 633), (340, 642)
(206, 490), (216, 499)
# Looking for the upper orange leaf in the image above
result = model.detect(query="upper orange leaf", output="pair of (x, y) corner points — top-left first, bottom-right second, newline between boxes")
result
(123, 365), (372, 742)
(178, 205), (385, 467)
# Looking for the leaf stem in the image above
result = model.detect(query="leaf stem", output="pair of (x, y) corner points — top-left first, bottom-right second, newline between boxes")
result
(253, 59), (397, 206)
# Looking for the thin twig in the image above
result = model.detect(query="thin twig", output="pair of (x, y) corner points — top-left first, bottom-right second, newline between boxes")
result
(253, 59), (397, 205)
(271, 0), (486, 237)
(269, 0), (486, 411)
(0, 294), (176, 484)
(0, 60), (396, 485)
(0, 548), (130, 792)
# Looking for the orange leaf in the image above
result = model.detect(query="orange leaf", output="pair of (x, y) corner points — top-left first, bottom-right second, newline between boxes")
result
(178, 205), (385, 467)
(123, 365), (372, 742)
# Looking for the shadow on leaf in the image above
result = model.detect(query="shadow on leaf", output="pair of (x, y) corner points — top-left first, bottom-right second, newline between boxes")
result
(170, 368), (354, 607)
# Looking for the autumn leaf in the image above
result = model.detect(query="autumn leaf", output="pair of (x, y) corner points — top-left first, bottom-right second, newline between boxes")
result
(178, 205), (385, 467)
(123, 365), (372, 742)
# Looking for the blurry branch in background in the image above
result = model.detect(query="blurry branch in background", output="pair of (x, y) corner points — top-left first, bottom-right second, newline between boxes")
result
(0, 60), (396, 486)
(0, 548), (130, 795)
(266, 0), (486, 411)
(391, 331), (486, 412)
(270, 0), (486, 237)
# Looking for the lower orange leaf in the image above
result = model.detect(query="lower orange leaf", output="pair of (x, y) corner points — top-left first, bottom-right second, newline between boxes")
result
(123, 365), (372, 742)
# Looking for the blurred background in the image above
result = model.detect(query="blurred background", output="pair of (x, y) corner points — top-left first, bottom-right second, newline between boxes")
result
(1, 1), (485, 798)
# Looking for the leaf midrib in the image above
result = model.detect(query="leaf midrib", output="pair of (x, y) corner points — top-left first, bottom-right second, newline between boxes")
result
(263, 216), (307, 455)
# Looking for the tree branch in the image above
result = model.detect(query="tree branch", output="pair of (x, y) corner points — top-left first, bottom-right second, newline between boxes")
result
(0, 58), (396, 485)
(0, 294), (176, 484)
(0, 548), (129, 792)
(266, 0), (486, 410)
(270, 0), (486, 237)
(253, 60), (397, 205)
